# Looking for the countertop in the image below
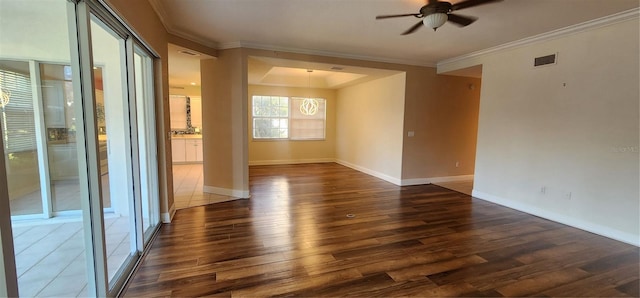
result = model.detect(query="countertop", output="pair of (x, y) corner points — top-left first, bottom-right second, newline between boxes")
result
(172, 134), (202, 139)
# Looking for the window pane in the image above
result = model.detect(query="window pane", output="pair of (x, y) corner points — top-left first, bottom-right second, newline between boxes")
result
(252, 96), (289, 139)
(290, 98), (326, 140)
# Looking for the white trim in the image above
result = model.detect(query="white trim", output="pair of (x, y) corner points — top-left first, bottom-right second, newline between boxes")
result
(429, 175), (475, 184)
(334, 159), (402, 186)
(249, 158), (334, 166)
(168, 28), (219, 49)
(472, 190), (640, 247)
(147, 0), (219, 49)
(146, 0), (170, 32)
(401, 175), (474, 186)
(438, 8), (640, 70)
(161, 202), (176, 223)
(203, 185), (251, 199)
(401, 178), (430, 186)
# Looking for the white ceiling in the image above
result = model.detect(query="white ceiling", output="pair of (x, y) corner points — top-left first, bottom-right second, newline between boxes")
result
(160, 0), (639, 88)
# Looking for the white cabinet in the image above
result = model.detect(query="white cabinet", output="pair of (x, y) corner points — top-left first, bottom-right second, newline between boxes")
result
(42, 81), (66, 128)
(185, 139), (203, 162)
(171, 139), (186, 163)
(171, 138), (202, 163)
(170, 95), (187, 129)
(190, 96), (202, 129)
(48, 144), (79, 180)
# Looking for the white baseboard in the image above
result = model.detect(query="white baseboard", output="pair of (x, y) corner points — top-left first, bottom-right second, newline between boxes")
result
(401, 178), (430, 186)
(334, 159), (402, 186)
(249, 158), (334, 166)
(472, 190), (640, 247)
(204, 185), (250, 199)
(401, 175), (474, 186)
(430, 175), (474, 184)
(161, 202), (176, 223)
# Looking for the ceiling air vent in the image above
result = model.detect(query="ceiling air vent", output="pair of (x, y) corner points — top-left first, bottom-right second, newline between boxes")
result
(179, 50), (199, 56)
(534, 53), (557, 67)
(330, 66), (344, 71)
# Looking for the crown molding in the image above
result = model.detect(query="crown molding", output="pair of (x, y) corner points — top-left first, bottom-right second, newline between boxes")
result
(437, 8), (640, 68)
(147, 0), (169, 32)
(167, 28), (220, 49)
(219, 41), (437, 68)
(147, 0), (218, 49)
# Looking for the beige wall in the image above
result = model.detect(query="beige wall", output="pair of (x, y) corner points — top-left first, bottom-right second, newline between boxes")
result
(201, 49), (249, 198)
(248, 85), (336, 165)
(336, 73), (406, 183)
(241, 49), (479, 185)
(443, 18), (639, 244)
(401, 68), (482, 182)
(201, 47), (480, 197)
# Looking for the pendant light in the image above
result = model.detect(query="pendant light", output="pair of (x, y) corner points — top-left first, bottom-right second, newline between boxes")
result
(300, 70), (318, 116)
(0, 86), (10, 108)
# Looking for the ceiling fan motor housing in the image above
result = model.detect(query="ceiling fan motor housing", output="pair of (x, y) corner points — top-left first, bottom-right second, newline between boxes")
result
(420, 2), (453, 17)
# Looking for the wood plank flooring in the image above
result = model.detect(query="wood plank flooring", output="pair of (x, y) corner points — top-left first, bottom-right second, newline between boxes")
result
(123, 163), (639, 297)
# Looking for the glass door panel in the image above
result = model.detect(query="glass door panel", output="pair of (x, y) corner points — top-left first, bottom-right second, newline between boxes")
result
(134, 47), (160, 242)
(1, 61), (44, 217)
(40, 63), (82, 213)
(89, 16), (135, 284)
(1, 1), (90, 296)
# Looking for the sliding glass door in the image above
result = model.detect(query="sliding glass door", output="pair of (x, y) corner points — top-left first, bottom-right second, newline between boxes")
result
(0, 0), (162, 296)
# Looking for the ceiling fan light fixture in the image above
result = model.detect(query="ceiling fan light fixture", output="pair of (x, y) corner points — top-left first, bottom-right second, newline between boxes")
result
(423, 13), (448, 30)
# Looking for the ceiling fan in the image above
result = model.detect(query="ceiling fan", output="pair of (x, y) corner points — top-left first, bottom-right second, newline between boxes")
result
(376, 0), (503, 35)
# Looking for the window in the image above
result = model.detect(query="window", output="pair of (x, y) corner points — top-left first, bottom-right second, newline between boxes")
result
(252, 95), (326, 140)
(252, 96), (289, 139)
(290, 97), (325, 140)
(0, 68), (36, 154)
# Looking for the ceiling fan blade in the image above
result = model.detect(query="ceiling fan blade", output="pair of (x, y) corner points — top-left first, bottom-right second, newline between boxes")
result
(402, 21), (424, 35)
(376, 13), (420, 19)
(447, 13), (477, 27)
(451, 0), (503, 11)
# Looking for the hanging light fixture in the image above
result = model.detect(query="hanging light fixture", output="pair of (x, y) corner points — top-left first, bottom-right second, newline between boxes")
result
(0, 86), (10, 108)
(300, 69), (318, 116)
(423, 13), (448, 31)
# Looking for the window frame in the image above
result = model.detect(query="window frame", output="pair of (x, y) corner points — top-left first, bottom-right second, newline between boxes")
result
(251, 95), (326, 141)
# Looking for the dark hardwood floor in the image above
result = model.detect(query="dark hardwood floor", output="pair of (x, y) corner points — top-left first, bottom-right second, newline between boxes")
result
(123, 163), (639, 297)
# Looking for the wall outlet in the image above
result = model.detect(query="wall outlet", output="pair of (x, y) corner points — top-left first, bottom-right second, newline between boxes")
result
(407, 131), (415, 137)
(540, 186), (546, 194)
(565, 192), (572, 200)
(455, 161), (460, 167)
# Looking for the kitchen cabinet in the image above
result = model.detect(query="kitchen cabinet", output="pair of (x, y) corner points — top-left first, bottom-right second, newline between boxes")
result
(170, 95), (187, 129)
(185, 139), (203, 162)
(42, 80), (66, 128)
(48, 143), (79, 180)
(190, 96), (202, 129)
(171, 139), (186, 163)
(172, 137), (202, 163)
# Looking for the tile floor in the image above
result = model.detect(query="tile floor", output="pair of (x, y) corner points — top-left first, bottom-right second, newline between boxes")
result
(8, 171), (130, 297)
(172, 163), (237, 209)
(10, 176), (112, 216)
(11, 216), (130, 297)
(9, 164), (238, 296)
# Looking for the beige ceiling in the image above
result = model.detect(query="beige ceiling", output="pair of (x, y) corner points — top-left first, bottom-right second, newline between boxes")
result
(168, 43), (211, 88)
(162, 0), (639, 88)
(247, 56), (402, 89)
